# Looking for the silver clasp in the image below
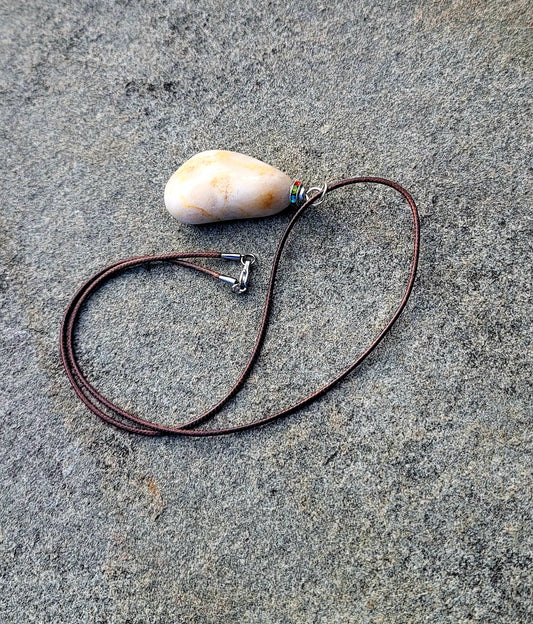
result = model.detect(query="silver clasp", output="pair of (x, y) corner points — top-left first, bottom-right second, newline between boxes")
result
(219, 253), (256, 294)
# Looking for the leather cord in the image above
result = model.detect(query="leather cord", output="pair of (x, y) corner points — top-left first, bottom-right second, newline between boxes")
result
(60, 177), (420, 436)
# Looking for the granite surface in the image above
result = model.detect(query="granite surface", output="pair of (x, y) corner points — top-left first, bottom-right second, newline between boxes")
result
(0, 0), (531, 622)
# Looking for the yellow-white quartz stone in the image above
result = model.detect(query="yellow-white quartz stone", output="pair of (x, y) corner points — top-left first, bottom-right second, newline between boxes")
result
(164, 150), (292, 224)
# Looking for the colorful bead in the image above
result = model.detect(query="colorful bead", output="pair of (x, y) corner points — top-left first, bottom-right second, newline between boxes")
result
(290, 181), (302, 204)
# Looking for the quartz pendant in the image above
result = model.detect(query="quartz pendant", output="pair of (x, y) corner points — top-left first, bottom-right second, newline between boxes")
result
(164, 150), (295, 224)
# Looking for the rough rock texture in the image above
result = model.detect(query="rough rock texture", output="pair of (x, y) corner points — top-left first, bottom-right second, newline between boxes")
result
(0, 1), (531, 622)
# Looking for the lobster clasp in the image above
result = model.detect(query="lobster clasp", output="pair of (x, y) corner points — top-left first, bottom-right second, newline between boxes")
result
(218, 253), (256, 294)
(232, 254), (255, 293)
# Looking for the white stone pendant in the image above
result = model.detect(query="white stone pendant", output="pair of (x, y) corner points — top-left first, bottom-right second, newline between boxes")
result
(164, 150), (304, 224)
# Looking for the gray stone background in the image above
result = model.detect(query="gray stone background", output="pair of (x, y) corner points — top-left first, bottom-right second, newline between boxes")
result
(1, 0), (531, 622)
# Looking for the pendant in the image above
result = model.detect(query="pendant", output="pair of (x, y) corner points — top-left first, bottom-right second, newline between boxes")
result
(164, 150), (307, 224)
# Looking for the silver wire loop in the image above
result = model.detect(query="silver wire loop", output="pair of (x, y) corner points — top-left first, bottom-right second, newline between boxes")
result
(305, 181), (328, 206)
(241, 253), (256, 266)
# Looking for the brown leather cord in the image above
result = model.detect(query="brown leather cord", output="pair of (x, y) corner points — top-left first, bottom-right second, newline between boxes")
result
(60, 177), (420, 436)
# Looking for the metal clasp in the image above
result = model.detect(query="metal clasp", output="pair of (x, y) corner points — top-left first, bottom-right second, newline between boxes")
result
(219, 253), (256, 294)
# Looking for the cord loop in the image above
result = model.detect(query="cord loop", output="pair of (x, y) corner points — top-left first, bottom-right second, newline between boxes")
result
(59, 177), (420, 436)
